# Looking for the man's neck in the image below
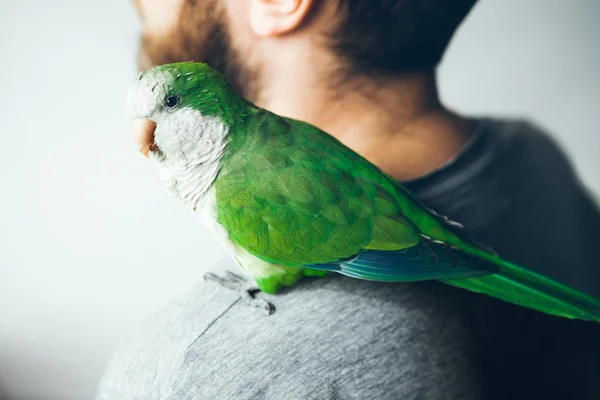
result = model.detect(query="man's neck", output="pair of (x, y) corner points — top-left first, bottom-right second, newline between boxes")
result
(260, 71), (473, 181)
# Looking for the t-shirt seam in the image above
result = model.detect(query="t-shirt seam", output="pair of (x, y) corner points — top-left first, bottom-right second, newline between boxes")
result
(185, 297), (242, 351)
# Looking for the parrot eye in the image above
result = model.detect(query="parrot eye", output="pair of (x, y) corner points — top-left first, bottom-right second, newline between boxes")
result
(164, 95), (180, 109)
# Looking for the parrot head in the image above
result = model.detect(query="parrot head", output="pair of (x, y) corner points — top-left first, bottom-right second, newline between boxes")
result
(126, 62), (242, 163)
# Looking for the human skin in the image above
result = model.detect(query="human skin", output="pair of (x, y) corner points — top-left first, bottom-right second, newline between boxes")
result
(130, 0), (473, 181)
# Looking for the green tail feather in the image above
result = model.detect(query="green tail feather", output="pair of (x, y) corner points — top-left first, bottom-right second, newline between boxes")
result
(444, 246), (600, 323)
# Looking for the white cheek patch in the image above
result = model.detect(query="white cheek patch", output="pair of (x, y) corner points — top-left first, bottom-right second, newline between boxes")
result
(155, 108), (228, 161)
(153, 108), (229, 212)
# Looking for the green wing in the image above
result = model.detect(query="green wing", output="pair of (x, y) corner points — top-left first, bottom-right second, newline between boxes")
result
(214, 108), (439, 265)
(214, 108), (600, 322)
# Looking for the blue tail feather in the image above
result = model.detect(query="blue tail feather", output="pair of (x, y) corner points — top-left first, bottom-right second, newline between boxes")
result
(308, 239), (497, 282)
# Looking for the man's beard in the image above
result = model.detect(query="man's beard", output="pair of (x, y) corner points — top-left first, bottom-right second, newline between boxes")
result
(137, 0), (259, 102)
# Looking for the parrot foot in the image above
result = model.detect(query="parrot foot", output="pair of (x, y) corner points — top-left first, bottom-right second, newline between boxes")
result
(203, 271), (275, 316)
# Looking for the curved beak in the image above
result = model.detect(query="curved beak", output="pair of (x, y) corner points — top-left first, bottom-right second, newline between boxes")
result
(132, 118), (158, 158)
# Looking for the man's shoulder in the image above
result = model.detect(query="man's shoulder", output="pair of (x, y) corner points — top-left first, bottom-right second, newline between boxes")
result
(410, 115), (592, 214)
(95, 273), (480, 400)
(475, 116), (597, 226)
(425, 116), (600, 298)
(478, 117), (578, 177)
(95, 276), (241, 399)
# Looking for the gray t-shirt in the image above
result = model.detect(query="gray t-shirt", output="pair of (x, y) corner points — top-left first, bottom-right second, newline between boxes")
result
(96, 118), (600, 400)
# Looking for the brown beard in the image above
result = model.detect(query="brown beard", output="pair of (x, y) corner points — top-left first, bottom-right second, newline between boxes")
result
(137, 0), (259, 101)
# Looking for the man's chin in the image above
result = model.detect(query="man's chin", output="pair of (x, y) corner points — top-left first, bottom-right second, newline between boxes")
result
(137, 47), (153, 72)
(133, 0), (257, 103)
(137, 32), (171, 72)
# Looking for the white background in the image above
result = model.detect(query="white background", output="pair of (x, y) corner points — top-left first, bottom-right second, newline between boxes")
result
(0, 1), (599, 399)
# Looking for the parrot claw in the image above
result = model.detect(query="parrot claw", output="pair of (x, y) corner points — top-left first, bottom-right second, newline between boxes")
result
(203, 271), (275, 316)
(240, 287), (276, 315)
(225, 271), (246, 283)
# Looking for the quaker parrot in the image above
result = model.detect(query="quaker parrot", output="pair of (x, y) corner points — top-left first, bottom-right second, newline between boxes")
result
(126, 62), (600, 322)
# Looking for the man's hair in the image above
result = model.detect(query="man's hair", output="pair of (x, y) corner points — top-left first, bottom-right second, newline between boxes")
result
(330, 0), (478, 75)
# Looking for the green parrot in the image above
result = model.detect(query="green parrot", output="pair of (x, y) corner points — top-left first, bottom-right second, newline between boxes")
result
(126, 62), (600, 322)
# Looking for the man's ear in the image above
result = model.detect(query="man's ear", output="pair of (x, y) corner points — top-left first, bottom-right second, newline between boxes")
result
(249, 0), (316, 37)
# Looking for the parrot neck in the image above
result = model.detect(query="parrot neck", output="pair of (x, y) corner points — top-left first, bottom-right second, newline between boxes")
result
(153, 113), (229, 213)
